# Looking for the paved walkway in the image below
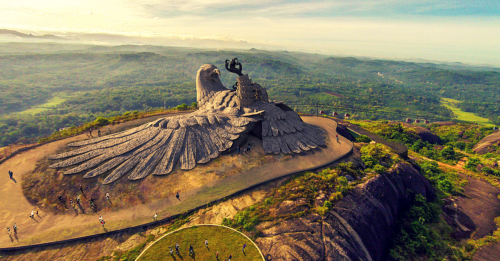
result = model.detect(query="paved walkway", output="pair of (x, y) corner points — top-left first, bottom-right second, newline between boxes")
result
(0, 116), (352, 247)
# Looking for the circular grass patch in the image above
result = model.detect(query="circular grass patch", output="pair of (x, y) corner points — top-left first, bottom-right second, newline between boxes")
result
(138, 225), (263, 261)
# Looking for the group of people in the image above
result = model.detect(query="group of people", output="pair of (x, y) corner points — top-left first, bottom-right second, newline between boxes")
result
(168, 239), (247, 260)
(6, 223), (18, 236)
(87, 127), (112, 138)
(58, 185), (112, 212)
(236, 139), (255, 154)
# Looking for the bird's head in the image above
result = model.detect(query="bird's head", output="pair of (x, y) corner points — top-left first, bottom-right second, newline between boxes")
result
(197, 64), (222, 85)
(196, 64), (227, 106)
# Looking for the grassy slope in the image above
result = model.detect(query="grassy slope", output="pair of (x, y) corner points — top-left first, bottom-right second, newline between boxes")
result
(441, 98), (494, 126)
(138, 226), (262, 261)
(17, 93), (69, 115)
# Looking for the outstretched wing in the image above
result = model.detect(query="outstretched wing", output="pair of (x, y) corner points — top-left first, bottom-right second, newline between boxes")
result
(257, 102), (326, 154)
(49, 112), (257, 184)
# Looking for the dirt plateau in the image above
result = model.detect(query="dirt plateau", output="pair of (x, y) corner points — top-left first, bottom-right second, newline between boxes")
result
(256, 162), (435, 261)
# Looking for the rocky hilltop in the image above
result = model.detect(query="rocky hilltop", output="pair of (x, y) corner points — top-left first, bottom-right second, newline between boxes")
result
(473, 131), (500, 154)
(256, 163), (435, 261)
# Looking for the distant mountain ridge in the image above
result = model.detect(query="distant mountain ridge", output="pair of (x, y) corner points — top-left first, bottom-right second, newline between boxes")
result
(0, 29), (62, 40)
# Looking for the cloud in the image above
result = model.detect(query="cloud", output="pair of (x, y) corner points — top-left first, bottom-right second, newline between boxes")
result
(0, 0), (499, 65)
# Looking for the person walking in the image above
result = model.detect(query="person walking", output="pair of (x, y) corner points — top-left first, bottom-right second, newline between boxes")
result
(216, 251), (219, 259)
(70, 199), (74, 207)
(189, 245), (194, 256)
(106, 192), (110, 201)
(175, 242), (180, 254)
(80, 185), (85, 195)
(99, 216), (103, 222)
(237, 146), (240, 154)
(98, 129), (101, 137)
(58, 195), (66, 204)
(169, 246), (174, 255)
(205, 238), (208, 248)
(228, 254), (232, 261)
(242, 243), (247, 253)
(6, 227), (10, 235)
(76, 195), (81, 205)
(336, 134), (339, 142)
(13, 223), (17, 235)
(8, 170), (13, 179)
(176, 192), (180, 200)
(30, 210), (34, 219)
(36, 207), (39, 216)
(153, 213), (157, 221)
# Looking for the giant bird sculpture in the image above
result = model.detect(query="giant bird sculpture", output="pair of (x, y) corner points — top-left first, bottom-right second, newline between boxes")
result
(49, 58), (326, 184)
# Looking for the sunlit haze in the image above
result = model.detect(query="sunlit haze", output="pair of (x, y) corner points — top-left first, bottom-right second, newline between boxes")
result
(1, 0), (499, 65)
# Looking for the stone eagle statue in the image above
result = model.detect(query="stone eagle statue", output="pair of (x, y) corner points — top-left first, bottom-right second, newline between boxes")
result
(49, 58), (326, 184)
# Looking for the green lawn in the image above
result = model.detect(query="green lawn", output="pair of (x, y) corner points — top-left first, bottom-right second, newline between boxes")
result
(17, 93), (70, 115)
(138, 226), (263, 261)
(441, 98), (494, 126)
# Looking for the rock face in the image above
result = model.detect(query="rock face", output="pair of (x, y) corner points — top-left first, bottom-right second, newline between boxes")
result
(256, 163), (435, 261)
(473, 131), (500, 155)
(414, 127), (441, 144)
(336, 124), (356, 142)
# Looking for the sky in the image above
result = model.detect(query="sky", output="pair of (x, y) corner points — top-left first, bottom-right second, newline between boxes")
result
(1, 0), (499, 66)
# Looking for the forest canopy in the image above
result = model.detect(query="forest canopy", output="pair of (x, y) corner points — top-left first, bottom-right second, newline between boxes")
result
(0, 43), (498, 146)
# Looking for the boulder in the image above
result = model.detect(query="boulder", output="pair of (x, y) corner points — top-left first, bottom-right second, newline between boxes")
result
(414, 127), (441, 144)
(473, 131), (500, 155)
(477, 164), (484, 173)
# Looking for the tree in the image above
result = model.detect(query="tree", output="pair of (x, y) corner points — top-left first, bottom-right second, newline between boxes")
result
(94, 117), (109, 126)
(440, 146), (456, 160)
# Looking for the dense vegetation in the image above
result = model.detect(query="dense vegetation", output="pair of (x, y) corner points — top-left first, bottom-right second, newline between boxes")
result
(1, 43), (498, 146)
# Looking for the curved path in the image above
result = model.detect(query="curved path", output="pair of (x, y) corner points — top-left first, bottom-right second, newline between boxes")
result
(0, 116), (352, 248)
(135, 224), (265, 261)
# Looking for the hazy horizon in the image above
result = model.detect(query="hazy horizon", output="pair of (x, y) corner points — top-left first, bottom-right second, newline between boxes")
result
(1, 0), (499, 66)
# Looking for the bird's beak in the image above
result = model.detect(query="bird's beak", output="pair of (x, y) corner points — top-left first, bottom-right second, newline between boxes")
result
(213, 69), (220, 76)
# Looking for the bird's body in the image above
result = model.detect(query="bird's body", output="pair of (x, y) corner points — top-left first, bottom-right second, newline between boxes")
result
(49, 63), (325, 184)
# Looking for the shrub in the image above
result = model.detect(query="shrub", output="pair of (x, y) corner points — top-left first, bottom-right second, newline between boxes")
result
(440, 146), (456, 160)
(176, 103), (188, 110)
(94, 117), (109, 126)
(464, 157), (481, 172)
(356, 135), (371, 143)
(373, 164), (386, 174)
(361, 155), (377, 168)
(455, 141), (466, 150)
